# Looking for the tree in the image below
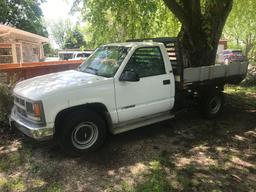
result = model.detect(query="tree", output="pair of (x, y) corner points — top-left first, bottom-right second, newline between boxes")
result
(0, 0), (48, 36)
(76, 0), (180, 48)
(43, 44), (57, 57)
(49, 19), (71, 49)
(75, 1), (233, 67)
(49, 19), (86, 49)
(163, 0), (233, 67)
(64, 26), (86, 49)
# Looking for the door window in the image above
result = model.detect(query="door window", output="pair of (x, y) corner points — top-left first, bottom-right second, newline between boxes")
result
(124, 47), (165, 78)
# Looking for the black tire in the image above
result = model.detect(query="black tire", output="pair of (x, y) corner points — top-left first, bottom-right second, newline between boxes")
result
(58, 110), (106, 156)
(200, 91), (224, 119)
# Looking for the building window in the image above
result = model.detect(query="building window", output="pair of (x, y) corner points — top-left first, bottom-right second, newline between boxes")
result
(0, 44), (13, 64)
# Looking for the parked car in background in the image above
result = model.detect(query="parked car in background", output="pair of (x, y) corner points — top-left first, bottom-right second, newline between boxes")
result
(58, 51), (93, 61)
(69, 51), (93, 61)
(216, 49), (246, 64)
(58, 51), (74, 60)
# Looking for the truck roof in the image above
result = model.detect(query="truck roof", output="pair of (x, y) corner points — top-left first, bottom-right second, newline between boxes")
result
(104, 42), (163, 47)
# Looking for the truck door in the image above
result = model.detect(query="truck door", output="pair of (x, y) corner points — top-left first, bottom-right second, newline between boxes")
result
(115, 46), (175, 123)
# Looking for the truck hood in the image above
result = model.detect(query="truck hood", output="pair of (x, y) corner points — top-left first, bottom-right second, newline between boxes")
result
(14, 70), (107, 100)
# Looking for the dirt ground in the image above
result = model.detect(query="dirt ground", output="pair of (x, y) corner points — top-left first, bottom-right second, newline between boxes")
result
(0, 86), (256, 192)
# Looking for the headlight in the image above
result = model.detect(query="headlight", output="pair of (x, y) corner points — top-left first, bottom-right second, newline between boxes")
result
(26, 101), (44, 123)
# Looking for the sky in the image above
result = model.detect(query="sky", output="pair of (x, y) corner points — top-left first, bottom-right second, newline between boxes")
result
(41, 0), (77, 23)
(41, 0), (79, 48)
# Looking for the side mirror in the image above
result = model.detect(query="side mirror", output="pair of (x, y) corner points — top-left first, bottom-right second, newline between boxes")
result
(119, 70), (140, 82)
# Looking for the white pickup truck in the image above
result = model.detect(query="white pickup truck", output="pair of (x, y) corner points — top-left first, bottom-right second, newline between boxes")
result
(10, 37), (248, 155)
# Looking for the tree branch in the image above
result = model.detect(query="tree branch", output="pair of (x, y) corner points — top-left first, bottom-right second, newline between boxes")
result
(222, 1), (233, 19)
(192, 0), (201, 17)
(163, 0), (188, 25)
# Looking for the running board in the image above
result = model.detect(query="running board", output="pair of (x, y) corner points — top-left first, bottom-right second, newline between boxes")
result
(112, 112), (175, 135)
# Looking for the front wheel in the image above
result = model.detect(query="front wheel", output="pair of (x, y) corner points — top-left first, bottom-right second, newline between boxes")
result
(200, 91), (224, 119)
(58, 110), (106, 156)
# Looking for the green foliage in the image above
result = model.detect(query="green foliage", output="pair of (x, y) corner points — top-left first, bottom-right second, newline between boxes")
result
(50, 19), (86, 49)
(225, 85), (256, 110)
(43, 44), (57, 57)
(0, 84), (13, 128)
(76, 0), (232, 66)
(134, 161), (171, 192)
(0, 177), (26, 192)
(77, 0), (180, 48)
(224, 0), (256, 61)
(0, 151), (23, 172)
(45, 182), (62, 192)
(0, 0), (48, 36)
(64, 26), (86, 49)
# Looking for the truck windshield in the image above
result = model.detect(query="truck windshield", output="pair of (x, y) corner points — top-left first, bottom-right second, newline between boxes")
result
(78, 46), (130, 77)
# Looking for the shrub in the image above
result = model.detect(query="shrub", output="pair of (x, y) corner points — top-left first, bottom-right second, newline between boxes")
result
(0, 84), (13, 128)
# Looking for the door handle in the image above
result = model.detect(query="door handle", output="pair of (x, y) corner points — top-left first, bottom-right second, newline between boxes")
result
(163, 79), (170, 85)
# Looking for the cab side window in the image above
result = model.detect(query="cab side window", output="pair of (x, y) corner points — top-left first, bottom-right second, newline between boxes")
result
(124, 47), (165, 78)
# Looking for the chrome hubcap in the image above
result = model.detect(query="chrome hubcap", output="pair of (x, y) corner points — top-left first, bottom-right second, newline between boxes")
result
(71, 122), (99, 150)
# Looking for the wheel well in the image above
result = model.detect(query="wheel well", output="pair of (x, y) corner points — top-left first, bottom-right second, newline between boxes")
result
(197, 85), (224, 96)
(54, 103), (112, 137)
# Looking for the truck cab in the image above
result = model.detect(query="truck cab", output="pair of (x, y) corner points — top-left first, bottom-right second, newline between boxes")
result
(10, 42), (176, 155)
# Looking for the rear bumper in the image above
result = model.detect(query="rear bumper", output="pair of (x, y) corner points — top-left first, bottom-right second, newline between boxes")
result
(9, 107), (54, 140)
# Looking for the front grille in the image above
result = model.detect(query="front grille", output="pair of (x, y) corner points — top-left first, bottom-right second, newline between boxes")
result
(17, 106), (27, 117)
(14, 95), (27, 118)
(15, 96), (25, 107)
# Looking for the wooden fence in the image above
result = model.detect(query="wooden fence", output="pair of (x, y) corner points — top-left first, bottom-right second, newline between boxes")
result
(0, 60), (83, 84)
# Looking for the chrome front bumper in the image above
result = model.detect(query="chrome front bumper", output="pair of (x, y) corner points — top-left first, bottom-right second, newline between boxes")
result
(9, 107), (54, 140)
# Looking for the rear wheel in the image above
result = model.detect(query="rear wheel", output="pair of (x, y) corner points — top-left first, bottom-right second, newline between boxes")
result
(58, 110), (106, 156)
(200, 91), (224, 119)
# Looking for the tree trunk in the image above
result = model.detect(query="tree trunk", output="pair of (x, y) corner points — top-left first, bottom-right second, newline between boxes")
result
(178, 27), (220, 67)
(244, 34), (254, 59)
(163, 0), (233, 67)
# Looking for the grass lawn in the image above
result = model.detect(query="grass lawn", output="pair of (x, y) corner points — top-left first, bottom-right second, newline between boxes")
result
(0, 85), (255, 192)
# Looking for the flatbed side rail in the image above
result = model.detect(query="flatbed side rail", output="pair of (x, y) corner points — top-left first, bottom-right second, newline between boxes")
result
(183, 61), (249, 88)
